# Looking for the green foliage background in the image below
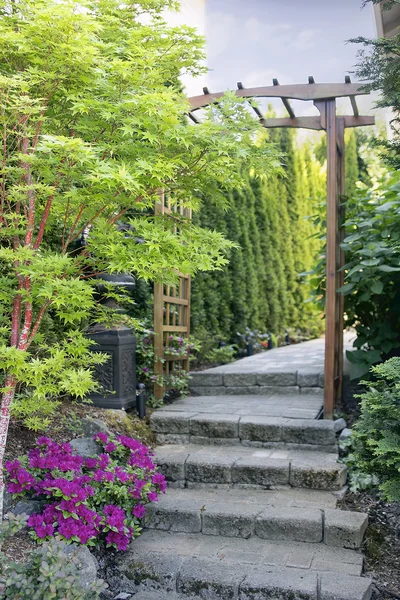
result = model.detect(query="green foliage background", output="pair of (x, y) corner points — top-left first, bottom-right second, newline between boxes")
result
(190, 129), (366, 342)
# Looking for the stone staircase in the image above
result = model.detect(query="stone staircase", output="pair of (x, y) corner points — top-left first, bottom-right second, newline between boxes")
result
(117, 388), (372, 600)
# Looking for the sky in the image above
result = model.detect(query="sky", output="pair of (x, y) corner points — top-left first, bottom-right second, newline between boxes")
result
(203, 0), (378, 117)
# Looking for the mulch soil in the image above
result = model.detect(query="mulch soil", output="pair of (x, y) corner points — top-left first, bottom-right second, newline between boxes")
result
(4, 400), (154, 465)
(339, 490), (400, 599)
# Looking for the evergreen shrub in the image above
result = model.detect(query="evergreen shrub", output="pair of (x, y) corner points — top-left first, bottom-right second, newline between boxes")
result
(350, 357), (400, 501)
(191, 136), (326, 343)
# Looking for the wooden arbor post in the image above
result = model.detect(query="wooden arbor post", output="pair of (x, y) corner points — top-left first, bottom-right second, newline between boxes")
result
(317, 102), (347, 419)
(153, 78), (374, 416)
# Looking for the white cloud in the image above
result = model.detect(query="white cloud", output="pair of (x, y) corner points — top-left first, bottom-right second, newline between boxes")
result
(290, 29), (319, 51)
(244, 17), (292, 43)
(206, 12), (237, 60)
(244, 69), (292, 89)
(243, 18), (319, 53)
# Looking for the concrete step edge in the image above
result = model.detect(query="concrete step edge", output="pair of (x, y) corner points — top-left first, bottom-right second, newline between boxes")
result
(144, 498), (368, 549)
(189, 370), (324, 389)
(155, 433), (338, 454)
(118, 540), (372, 600)
(151, 412), (337, 446)
(155, 445), (346, 491)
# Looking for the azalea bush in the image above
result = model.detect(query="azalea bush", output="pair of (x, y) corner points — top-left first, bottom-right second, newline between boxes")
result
(6, 434), (166, 551)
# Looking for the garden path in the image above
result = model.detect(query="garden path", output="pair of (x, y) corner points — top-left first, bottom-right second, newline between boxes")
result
(198, 332), (355, 375)
(117, 332), (373, 600)
(189, 331), (355, 404)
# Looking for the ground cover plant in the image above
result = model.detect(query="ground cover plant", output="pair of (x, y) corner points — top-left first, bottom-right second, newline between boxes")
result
(6, 433), (166, 550)
(0, 514), (106, 600)
(0, 0), (282, 514)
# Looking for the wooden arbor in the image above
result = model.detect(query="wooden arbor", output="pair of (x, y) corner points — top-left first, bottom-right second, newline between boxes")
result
(154, 77), (374, 418)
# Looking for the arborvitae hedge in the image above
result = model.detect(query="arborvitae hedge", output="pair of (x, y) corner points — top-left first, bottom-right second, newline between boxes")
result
(191, 131), (328, 342)
(132, 129), (367, 345)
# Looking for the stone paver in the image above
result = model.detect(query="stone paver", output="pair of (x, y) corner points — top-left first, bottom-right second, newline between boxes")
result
(157, 394), (323, 419)
(117, 531), (372, 600)
(191, 333), (354, 375)
(144, 487), (367, 548)
(154, 444), (347, 490)
(324, 509), (369, 549)
(151, 410), (338, 451)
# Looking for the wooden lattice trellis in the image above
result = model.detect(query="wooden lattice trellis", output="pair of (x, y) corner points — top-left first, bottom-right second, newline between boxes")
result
(153, 191), (192, 402)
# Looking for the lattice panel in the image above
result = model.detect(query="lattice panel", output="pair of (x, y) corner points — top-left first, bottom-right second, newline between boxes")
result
(153, 192), (192, 401)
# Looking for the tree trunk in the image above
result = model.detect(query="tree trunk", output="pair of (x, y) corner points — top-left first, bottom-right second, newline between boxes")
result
(0, 375), (17, 521)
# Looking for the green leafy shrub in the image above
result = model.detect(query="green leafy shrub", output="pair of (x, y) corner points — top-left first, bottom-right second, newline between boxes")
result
(0, 514), (105, 599)
(136, 323), (199, 406)
(339, 174), (400, 377)
(350, 357), (400, 501)
(205, 344), (237, 365)
(309, 172), (400, 378)
(339, 436), (380, 494)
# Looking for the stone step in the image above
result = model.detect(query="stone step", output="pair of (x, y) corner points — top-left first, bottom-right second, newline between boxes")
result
(117, 530), (372, 600)
(154, 444), (347, 491)
(151, 410), (339, 452)
(131, 593), (182, 600)
(158, 394), (323, 420)
(144, 488), (368, 549)
(190, 368), (324, 397)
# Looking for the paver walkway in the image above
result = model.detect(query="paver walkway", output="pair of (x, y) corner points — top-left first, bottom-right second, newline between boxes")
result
(189, 333), (355, 402)
(117, 335), (372, 600)
(197, 332), (355, 374)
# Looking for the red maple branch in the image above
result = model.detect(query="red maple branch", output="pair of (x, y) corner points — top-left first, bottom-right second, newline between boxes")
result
(26, 300), (52, 350)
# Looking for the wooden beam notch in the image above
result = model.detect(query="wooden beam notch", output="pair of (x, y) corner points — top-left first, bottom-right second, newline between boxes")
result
(345, 76), (359, 117)
(237, 82), (265, 123)
(272, 78), (296, 119)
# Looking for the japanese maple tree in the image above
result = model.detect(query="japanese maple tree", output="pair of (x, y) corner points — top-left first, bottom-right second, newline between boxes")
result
(0, 0), (280, 513)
